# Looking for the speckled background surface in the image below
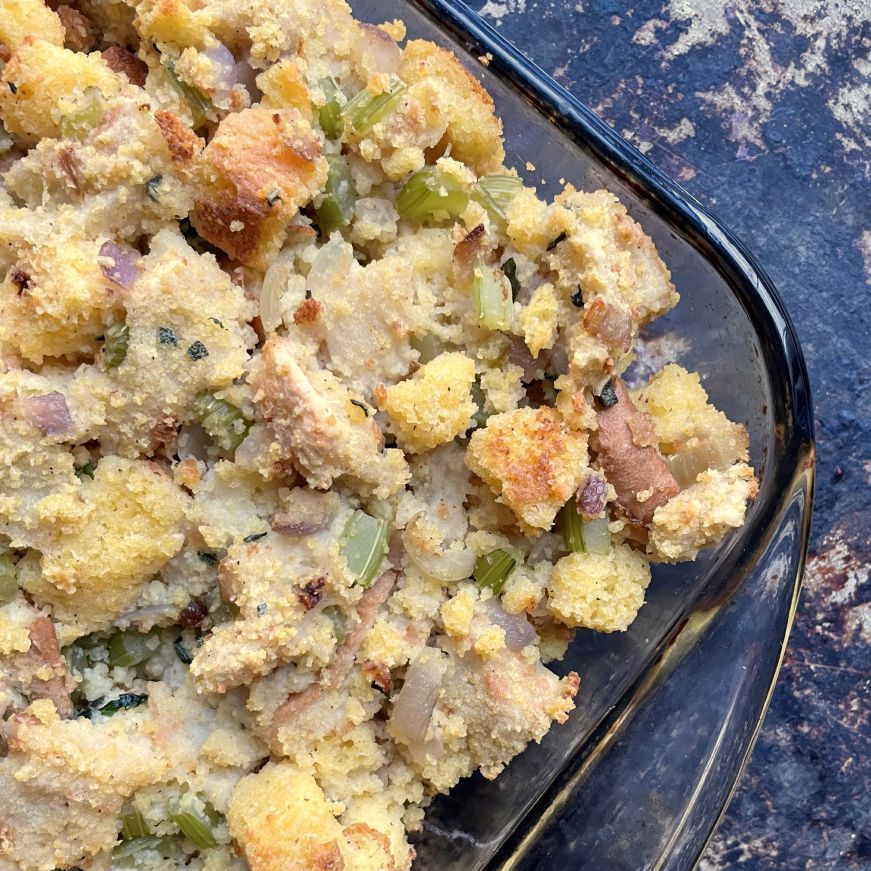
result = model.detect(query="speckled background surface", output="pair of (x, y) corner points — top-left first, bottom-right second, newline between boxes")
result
(463, 0), (871, 868)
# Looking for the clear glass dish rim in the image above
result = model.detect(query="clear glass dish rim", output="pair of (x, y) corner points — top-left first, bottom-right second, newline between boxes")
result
(400, 0), (816, 866)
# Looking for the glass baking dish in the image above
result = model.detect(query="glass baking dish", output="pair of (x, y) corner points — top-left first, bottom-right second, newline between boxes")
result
(356, 0), (815, 867)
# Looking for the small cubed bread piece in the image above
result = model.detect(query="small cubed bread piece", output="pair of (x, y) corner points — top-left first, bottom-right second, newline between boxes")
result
(0, 236), (121, 364)
(0, 0), (65, 53)
(399, 40), (504, 175)
(18, 457), (186, 638)
(250, 336), (409, 499)
(631, 363), (750, 487)
(465, 407), (588, 531)
(649, 462), (758, 563)
(384, 352), (476, 453)
(227, 762), (347, 871)
(0, 39), (123, 143)
(548, 545), (652, 632)
(191, 107), (327, 269)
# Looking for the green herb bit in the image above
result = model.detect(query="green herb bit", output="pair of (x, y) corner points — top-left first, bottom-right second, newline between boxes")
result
(100, 692), (149, 716)
(8, 82), (17, 95)
(559, 499), (586, 554)
(164, 61), (212, 130)
(323, 605), (349, 643)
(472, 175), (523, 225)
(145, 175), (163, 203)
(318, 77), (344, 139)
(500, 257), (520, 300)
(473, 548), (516, 594)
(74, 461), (96, 479)
(340, 510), (389, 588)
(191, 393), (249, 451)
(546, 231), (567, 251)
(101, 319), (129, 371)
(210, 601), (240, 624)
(197, 551), (219, 565)
(470, 378), (488, 430)
(595, 379), (619, 408)
(342, 75), (406, 135)
(571, 286), (585, 308)
(315, 155), (356, 236)
(473, 265), (513, 331)
(174, 637), (193, 665)
(397, 166), (469, 222)
(120, 810), (150, 840)
(242, 531), (267, 543)
(171, 795), (221, 849)
(108, 630), (159, 668)
(0, 553), (18, 606)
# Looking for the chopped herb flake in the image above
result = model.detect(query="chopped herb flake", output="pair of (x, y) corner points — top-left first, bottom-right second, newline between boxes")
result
(256, 603), (267, 617)
(74, 462), (96, 479)
(174, 637), (193, 665)
(145, 175), (163, 203)
(571, 287), (585, 308)
(102, 320), (129, 370)
(350, 399), (369, 416)
(243, 531), (268, 543)
(596, 379), (619, 408)
(546, 231), (567, 251)
(99, 693), (149, 716)
(8, 82), (17, 95)
(157, 326), (178, 346)
(500, 258), (520, 300)
(210, 317), (224, 328)
(197, 551), (218, 565)
(187, 340), (209, 360)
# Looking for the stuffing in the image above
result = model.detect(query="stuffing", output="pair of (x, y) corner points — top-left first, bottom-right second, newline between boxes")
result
(649, 463), (758, 562)
(0, 0), (759, 865)
(0, 40), (124, 144)
(384, 352), (477, 453)
(547, 545), (652, 632)
(250, 335), (410, 498)
(465, 406), (589, 532)
(191, 107), (327, 269)
(631, 363), (750, 486)
(17, 457), (187, 639)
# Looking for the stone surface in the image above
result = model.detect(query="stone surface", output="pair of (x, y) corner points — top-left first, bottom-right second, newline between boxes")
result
(466, 0), (871, 867)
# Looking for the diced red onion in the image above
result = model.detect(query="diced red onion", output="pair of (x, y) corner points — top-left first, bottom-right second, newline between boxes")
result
(359, 23), (402, 75)
(234, 60), (262, 101)
(99, 241), (140, 290)
(577, 472), (607, 518)
(482, 598), (538, 651)
(20, 392), (73, 437)
(507, 335), (540, 384)
(272, 512), (333, 537)
(390, 647), (447, 744)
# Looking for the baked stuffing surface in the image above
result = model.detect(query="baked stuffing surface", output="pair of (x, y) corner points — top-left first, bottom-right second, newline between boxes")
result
(0, 2), (758, 868)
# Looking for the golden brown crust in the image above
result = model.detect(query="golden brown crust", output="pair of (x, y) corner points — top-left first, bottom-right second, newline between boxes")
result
(101, 44), (148, 87)
(154, 109), (203, 164)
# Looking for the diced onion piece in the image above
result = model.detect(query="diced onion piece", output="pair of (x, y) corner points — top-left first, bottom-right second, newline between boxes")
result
(341, 510), (390, 588)
(19, 392), (74, 437)
(473, 265), (513, 331)
(101, 319), (129, 371)
(404, 518), (476, 582)
(191, 393), (249, 452)
(342, 75), (406, 135)
(315, 155), (356, 236)
(317, 77), (344, 139)
(581, 516), (611, 555)
(99, 241), (140, 290)
(473, 548), (516, 594)
(259, 246), (296, 333)
(171, 800), (218, 849)
(472, 174), (522, 225)
(120, 810), (150, 840)
(559, 499), (586, 553)
(108, 630), (159, 668)
(202, 43), (236, 95)
(410, 333), (445, 364)
(113, 836), (165, 859)
(390, 647), (447, 744)
(358, 23), (402, 75)
(482, 598), (538, 651)
(397, 166), (469, 222)
(0, 553), (17, 605)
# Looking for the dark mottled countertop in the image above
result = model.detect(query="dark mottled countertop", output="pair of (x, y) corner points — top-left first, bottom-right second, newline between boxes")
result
(464, 0), (870, 867)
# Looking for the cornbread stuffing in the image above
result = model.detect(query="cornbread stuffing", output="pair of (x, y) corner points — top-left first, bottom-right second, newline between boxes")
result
(0, 1), (758, 868)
